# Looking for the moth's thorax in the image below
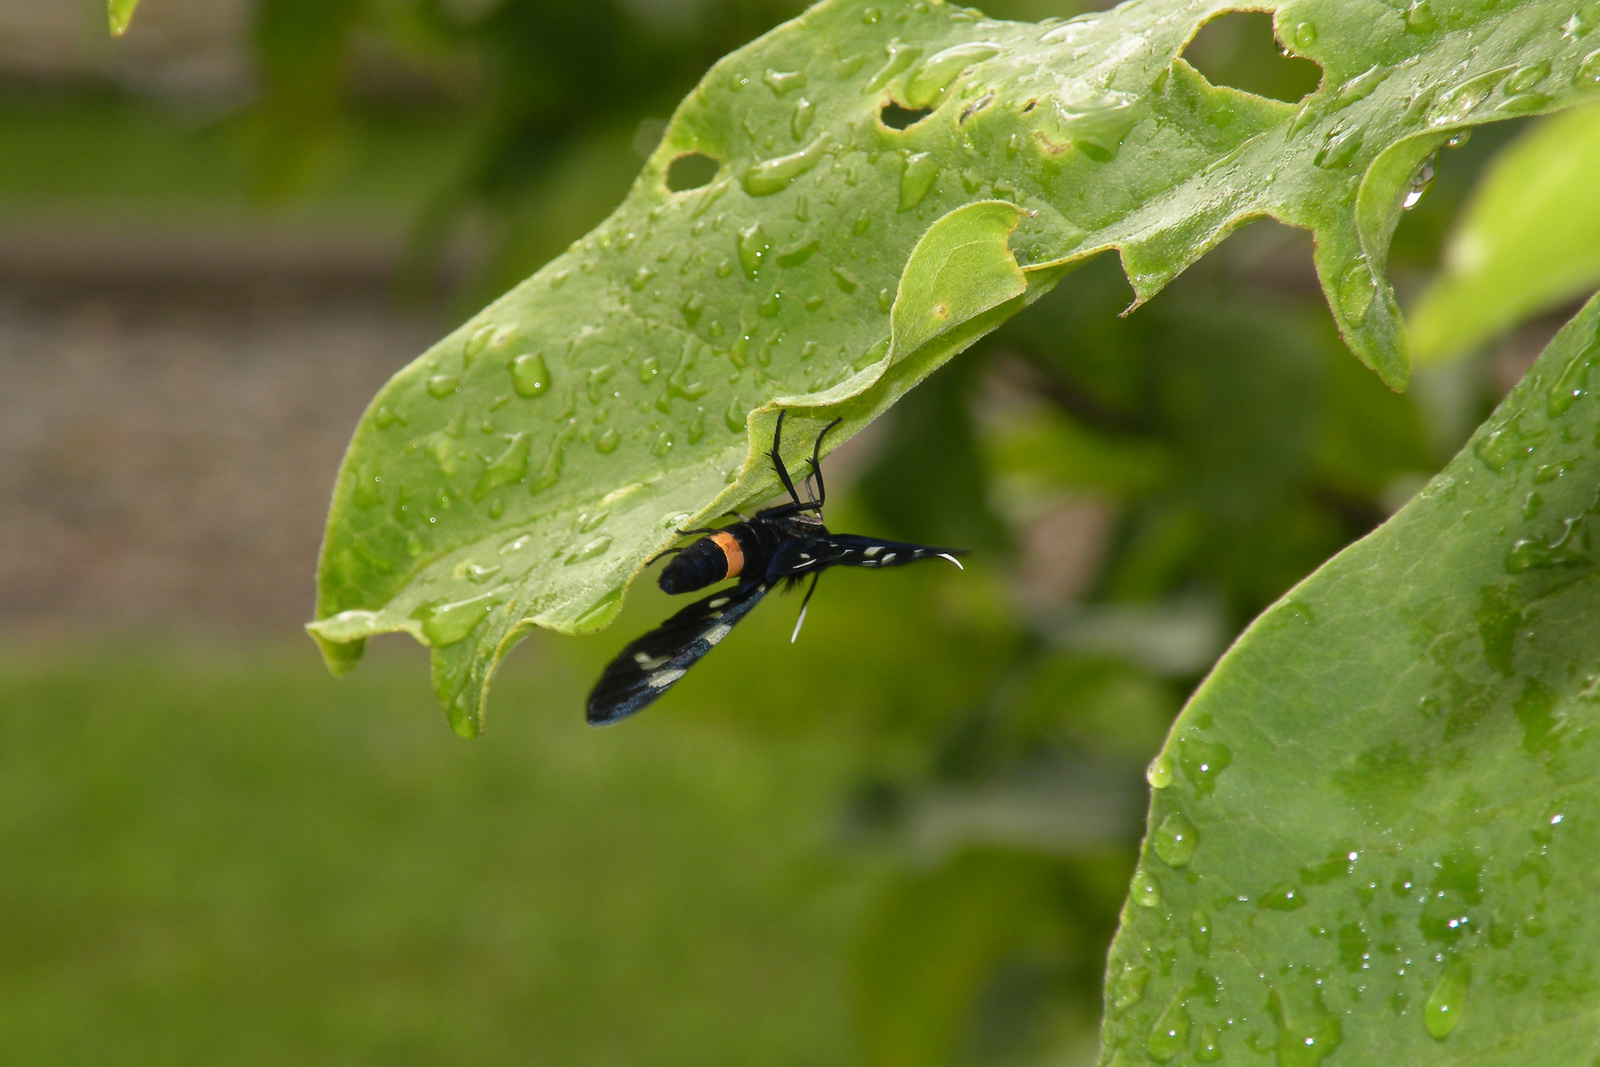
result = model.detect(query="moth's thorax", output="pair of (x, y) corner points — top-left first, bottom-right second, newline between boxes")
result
(657, 512), (829, 595)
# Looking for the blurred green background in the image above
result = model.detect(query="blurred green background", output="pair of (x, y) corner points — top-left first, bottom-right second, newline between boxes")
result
(0, 1), (1556, 1063)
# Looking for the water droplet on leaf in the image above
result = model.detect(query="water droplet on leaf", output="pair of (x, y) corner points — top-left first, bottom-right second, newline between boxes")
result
(791, 97), (815, 139)
(738, 222), (771, 278)
(1423, 958), (1471, 1039)
(1402, 151), (1436, 209)
(464, 323), (497, 362)
(565, 535), (614, 565)
(1178, 737), (1233, 796)
(724, 397), (747, 433)
(456, 561), (501, 584)
(511, 353), (549, 397)
(1404, 0), (1439, 32)
(1146, 997), (1191, 1062)
(742, 137), (829, 196)
(474, 432), (531, 500)
(1547, 330), (1600, 415)
(1132, 870), (1163, 907)
(1577, 48), (1600, 88)
(1152, 812), (1199, 867)
(1259, 883), (1306, 911)
(763, 68), (806, 95)
(415, 589), (506, 647)
(866, 41), (922, 94)
(903, 41), (1001, 108)
(1506, 61), (1551, 93)
(1428, 70), (1507, 125)
(1314, 126), (1363, 169)
(1051, 88), (1142, 162)
(1112, 963), (1149, 1010)
(1337, 261), (1377, 326)
(1147, 753), (1174, 788)
(898, 151), (939, 210)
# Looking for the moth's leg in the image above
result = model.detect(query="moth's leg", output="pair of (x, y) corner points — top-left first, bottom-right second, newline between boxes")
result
(755, 500), (822, 520)
(805, 418), (843, 508)
(768, 410), (805, 509)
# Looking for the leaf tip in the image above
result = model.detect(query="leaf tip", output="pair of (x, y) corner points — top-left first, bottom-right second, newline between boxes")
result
(447, 706), (482, 739)
(308, 628), (366, 676)
(107, 0), (139, 36)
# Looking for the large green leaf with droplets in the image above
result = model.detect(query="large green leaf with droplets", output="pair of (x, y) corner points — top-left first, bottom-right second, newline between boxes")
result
(310, 0), (1600, 736)
(1102, 292), (1600, 1065)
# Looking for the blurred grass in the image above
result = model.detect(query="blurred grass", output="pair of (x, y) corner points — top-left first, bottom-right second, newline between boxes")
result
(0, 640), (881, 1066)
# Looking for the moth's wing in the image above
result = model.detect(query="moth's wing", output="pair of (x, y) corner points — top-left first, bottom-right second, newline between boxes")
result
(586, 581), (770, 726)
(794, 533), (967, 572)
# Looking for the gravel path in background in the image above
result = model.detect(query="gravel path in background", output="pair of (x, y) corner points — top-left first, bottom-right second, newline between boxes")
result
(0, 280), (439, 637)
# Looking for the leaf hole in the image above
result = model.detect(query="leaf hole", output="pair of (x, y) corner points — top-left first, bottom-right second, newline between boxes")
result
(665, 152), (720, 192)
(879, 101), (934, 130)
(1179, 11), (1323, 103)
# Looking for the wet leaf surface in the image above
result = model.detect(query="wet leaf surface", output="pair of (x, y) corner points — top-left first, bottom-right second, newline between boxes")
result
(1103, 293), (1600, 1066)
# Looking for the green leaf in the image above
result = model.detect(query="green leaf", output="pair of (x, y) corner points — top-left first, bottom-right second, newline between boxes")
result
(311, 0), (1600, 732)
(1101, 292), (1600, 1065)
(1410, 103), (1600, 362)
(107, 0), (140, 36)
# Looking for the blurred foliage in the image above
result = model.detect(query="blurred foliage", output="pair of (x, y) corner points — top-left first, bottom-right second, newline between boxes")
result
(1410, 103), (1600, 362)
(68, 0), (1552, 1063)
(245, 0), (811, 299)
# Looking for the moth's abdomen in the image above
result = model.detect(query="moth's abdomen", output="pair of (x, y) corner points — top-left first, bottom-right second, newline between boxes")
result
(659, 530), (745, 594)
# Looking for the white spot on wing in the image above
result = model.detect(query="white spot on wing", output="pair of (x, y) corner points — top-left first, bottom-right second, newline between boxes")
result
(863, 545), (882, 557)
(704, 624), (732, 645)
(633, 652), (670, 670)
(937, 553), (964, 570)
(881, 552), (897, 563)
(708, 597), (731, 609)
(647, 668), (687, 689)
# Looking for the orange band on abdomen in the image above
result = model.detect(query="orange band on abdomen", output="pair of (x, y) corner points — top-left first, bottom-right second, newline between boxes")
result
(710, 530), (744, 580)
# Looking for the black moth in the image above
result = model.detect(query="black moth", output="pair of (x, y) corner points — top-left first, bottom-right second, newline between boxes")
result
(587, 411), (966, 725)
